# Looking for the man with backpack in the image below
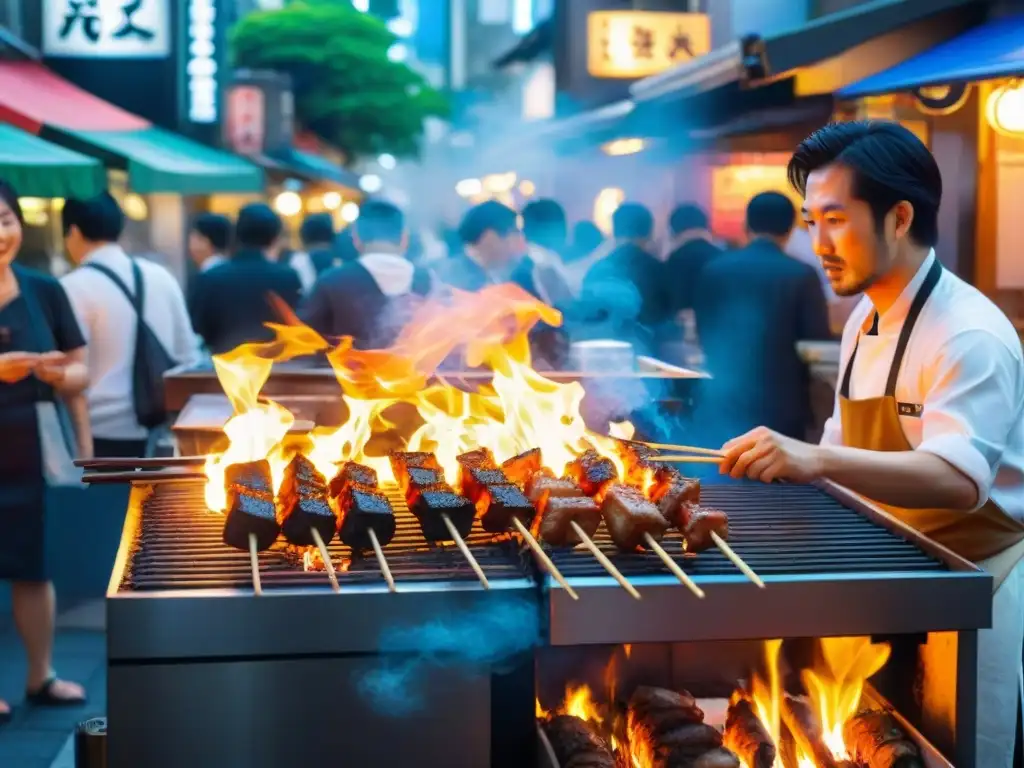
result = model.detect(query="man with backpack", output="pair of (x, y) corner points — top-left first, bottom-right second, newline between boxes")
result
(60, 193), (199, 458)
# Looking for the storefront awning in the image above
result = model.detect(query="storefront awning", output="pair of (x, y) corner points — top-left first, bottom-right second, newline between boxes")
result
(267, 147), (361, 191)
(0, 124), (105, 198)
(0, 61), (146, 134)
(53, 127), (264, 195)
(838, 15), (1024, 99)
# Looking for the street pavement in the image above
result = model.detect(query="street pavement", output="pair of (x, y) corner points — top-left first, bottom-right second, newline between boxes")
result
(0, 600), (106, 768)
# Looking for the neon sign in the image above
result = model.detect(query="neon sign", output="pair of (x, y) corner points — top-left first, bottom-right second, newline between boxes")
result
(187, 0), (218, 124)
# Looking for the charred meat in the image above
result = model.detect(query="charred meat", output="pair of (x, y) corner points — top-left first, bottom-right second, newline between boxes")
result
(460, 466), (508, 506)
(538, 496), (601, 546)
(224, 459), (274, 497)
(222, 460), (280, 551)
(602, 484), (670, 551)
(277, 455), (337, 547)
(336, 485), (396, 552)
(327, 460), (377, 498)
(456, 447), (497, 470)
(411, 488), (476, 542)
(684, 507), (729, 553)
(476, 482), (535, 534)
(403, 466), (447, 506)
(627, 687), (725, 768)
(723, 698), (776, 768)
(526, 473), (580, 506)
(543, 714), (616, 768)
(843, 710), (923, 768)
(564, 449), (618, 499)
(654, 477), (701, 529)
(389, 451), (442, 494)
(501, 447), (542, 488)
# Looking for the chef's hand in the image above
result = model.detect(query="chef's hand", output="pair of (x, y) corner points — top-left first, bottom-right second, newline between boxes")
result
(0, 351), (39, 383)
(33, 351), (69, 386)
(719, 426), (825, 484)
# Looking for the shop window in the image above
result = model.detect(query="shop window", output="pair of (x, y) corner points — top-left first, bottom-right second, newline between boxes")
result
(709, 162), (800, 243)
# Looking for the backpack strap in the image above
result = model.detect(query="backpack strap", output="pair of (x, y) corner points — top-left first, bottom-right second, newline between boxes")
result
(84, 261), (142, 315)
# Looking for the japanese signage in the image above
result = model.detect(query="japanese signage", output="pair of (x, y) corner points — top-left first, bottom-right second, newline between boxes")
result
(224, 71), (295, 157)
(225, 86), (266, 155)
(586, 11), (710, 80)
(186, 0), (218, 124)
(42, 0), (171, 59)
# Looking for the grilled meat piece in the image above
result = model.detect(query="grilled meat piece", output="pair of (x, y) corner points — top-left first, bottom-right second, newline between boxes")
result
(327, 461), (377, 498)
(538, 496), (601, 546)
(627, 687), (719, 768)
(460, 466), (508, 505)
(223, 487), (280, 551)
(389, 451), (442, 493)
(723, 698), (776, 768)
(337, 485), (397, 552)
(276, 455), (336, 547)
(564, 449), (618, 499)
(684, 507), (729, 553)
(456, 447), (497, 470)
(224, 459), (274, 496)
(654, 477), (701, 529)
(476, 482), (535, 533)
(501, 447), (542, 488)
(543, 714), (616, 768)
(401, 467), (446, 504)
(526, 472), (578, 505)
(412, 489), (476, 542)
(843, 710), (923, 768)
(602, 484), (670, 551)
(619, 439), (659, 486)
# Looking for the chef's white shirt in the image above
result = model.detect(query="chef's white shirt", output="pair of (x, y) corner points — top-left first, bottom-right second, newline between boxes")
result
(821, 250), (1024, 523)
(62, 244), (201, 440)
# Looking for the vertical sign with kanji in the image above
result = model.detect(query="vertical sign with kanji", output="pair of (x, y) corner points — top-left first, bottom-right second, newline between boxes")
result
(43, 0), (171, 59)
(587, 11), (710, 80)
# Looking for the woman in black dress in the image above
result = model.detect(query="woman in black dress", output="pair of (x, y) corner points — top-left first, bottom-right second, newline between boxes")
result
(0, 181), (90, 722)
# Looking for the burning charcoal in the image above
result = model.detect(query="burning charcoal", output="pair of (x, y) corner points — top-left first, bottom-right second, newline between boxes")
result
(654, 477), (701, 529)
(564, 449), (618, 499)
(411, 489), (475, 542)
(628, 687), (718, 768)
(456, 447), (497, 470)
(692, 748), (742, 768)
(526, 473), (582, 506)
(543, 714), (616, 768)
(337, 486), (397, 552)
(476, 482), (535, 533)
(501, 447), (542, 488)
(723, 698), (776, 768)
(842, 710), (923, 768)
(403, 466), (447, 505)
(223, 486), (280, 552)
(781, 695), (841, 768)
(460, 466), (508, 505)
(538, 496), (601, 547)
(224, 459), (274, 496)
(684, 508), (729, 553)
(601, 484), (670, 552)
(327, 461), (377, 498)
(277, 495), (337, 547)
(389, 451), (441, 493)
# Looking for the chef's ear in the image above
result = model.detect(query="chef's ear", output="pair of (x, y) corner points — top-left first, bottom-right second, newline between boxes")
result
(891, 200), (915, 240)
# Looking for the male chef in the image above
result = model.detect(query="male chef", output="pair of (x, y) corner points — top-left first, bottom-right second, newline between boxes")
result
(719, 120), (1024, 768)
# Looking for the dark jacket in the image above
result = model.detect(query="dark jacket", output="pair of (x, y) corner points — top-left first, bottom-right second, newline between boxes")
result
(691, 238), (832, 444)
(665, 235), (722, 313)
(188, 249), (303, 355)
(299, 255), (432, 349)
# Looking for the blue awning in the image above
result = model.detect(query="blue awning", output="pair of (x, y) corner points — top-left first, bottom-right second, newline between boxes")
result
(838, 15), (1024, 99)
(268, 147), (361, 191)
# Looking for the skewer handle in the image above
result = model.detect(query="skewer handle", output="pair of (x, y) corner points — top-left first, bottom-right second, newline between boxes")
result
(640, 442), (723, 457)
(368, 528), (397, 593)
(248, 533), (263, 597)
(442, 514), (491, 590)
(569, 521), (641, 600)
(310, 528), (340, 593)
(711, 531), (764, 588)
(512, 518), (578, 601)
(643, 533), (705, 599)
(655, 455), (722, 464)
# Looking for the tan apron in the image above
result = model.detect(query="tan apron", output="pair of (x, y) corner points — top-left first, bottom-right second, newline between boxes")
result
(837, 258), (1024, 591)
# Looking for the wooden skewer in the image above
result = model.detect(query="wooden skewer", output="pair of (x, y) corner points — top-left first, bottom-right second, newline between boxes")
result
(443, 514), (490, 589)
(75, 456), (206, 470)
(82, 469), (207, 484)
(511, 518), (578, 601)
(642, 533), (705, 599)
(368, 528), (396, 593)
(711, 531), (764, 588)
(641, 442), (724, 457)
(248, 534), (263, 597)
(656, 455), (722, 464)
(309, 528), (340, 593)
(569, 521), (641, 600)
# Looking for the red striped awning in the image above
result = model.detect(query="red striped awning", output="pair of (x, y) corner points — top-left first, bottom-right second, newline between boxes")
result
(0, 61), (148, 135)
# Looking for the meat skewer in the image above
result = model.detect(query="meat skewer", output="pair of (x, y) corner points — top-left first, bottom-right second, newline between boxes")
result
(723, 697), (776, 768)
(842, 710), (923, 768)
(390, 451), (490, 589)
(456, 450), (578, 600)
(639, 441), (724, 457)
(330, 461), (397, 592)
(278, 454), (340, 592)
(221, 460), (278, 597)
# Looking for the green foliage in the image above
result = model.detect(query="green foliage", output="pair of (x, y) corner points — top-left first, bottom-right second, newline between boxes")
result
(230, 1), (449, 160)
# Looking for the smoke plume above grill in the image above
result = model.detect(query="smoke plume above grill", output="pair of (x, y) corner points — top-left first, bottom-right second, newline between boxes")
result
(355, 596), (540, 716)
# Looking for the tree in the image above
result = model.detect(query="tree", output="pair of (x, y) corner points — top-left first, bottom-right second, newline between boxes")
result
(230, 1), (449, 161)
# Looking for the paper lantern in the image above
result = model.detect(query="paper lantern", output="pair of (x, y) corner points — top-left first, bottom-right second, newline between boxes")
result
(986, 80), (1024, 136)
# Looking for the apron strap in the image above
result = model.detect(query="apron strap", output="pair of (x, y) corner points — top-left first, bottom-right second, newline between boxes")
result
(837, 257), (943, 399)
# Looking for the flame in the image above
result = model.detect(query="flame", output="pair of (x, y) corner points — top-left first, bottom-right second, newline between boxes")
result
(564, 684), (603, 724)
(203, 283), (631, 509)
(802, 637), (891, 760)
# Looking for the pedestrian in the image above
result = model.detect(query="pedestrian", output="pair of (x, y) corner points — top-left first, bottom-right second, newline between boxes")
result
(719, 120), (1024, 768)
(663, 203), (721, 315)
(288, 212), (337, 292)
(187, 213), (232, 274)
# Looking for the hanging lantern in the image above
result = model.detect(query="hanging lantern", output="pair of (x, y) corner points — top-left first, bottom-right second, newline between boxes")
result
(912, 83), (971, 116)
(986, 80), (1024, 136)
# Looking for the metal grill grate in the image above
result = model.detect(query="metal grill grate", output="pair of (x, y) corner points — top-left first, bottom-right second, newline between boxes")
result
(545, 481), (947, 579)
(120, 482), (530, 591)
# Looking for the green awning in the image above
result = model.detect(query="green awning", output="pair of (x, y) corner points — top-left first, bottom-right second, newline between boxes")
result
(0, 123), (105, 198)
(54, 126), (264, 195)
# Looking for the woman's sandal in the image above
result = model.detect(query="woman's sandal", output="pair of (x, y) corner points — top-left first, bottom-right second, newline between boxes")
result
(26, 677), (86, 707)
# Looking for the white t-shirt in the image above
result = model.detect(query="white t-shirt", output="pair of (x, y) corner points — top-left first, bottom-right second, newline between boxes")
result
(62, 244), (201, 440)
(821, 251), (1024, 522)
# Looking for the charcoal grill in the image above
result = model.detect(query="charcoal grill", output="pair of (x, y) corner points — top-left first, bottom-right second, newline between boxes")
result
(105, 478), (992, 768)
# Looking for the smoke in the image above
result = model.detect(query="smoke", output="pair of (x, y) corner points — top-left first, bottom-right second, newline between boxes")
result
(354, 596), (540, 716)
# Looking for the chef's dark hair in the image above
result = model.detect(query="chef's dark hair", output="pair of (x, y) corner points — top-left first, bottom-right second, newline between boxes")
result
(355, 200), (404, 246)
(788, 120), (941, 248)
(612, 202), (654, 240)
(458, 200), (518, 245)
(62, 192), (125, 243)
(0, 180), (24, 225)
(235, 203), (282, 250)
